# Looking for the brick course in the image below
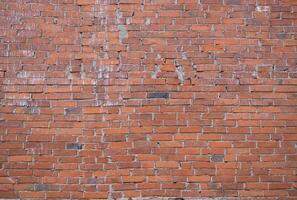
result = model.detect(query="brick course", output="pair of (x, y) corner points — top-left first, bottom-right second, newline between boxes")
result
(0, 0), (297, 199)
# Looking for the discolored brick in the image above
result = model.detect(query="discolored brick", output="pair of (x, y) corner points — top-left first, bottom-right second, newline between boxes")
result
(66, 143), (83, 150)
(147, 92), (169, 99)
(210, 155), (224, 162)
(64, 107), (81, 115)
(35, 184), (48, 191)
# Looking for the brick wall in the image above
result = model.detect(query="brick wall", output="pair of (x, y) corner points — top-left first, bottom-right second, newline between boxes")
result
(0, 0), (297, 199)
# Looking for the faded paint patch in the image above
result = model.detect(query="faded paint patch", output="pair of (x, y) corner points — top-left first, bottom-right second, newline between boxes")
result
(151, 64), (161, 79)
(182, 52), (187, 60)
(6, 100), (29, 107)
(16, 71), (45, 79)
(4, 99), (46, 107)
(22, 50), (35, 57)
(118, 25), (128, 40)
(80, 63), (86, 79)
(116, 3), (128, 42)
(256, 6), (270, 12)
(145, 18), (151, 25)
(96, 64), (110, 79)
(66, 65), (73, 79)
(103, 100), (120, 107)
(28, 107), (40, 114)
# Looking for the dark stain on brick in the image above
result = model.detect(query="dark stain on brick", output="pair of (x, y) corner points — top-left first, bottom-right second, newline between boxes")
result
(65, 107), (81, 115)
(87, 178), (98, 184)
(210, 154), (224, 162)
(147, 92), (169, 99)
(209, 182), (219, 189)
(66, 143), (83, 150)
(276, 33), (290, 39)
(0, 121), (22, 128)
(35, 184), (48, 191)
(225, 0), (241, 5)
(26, 107), (39, 114)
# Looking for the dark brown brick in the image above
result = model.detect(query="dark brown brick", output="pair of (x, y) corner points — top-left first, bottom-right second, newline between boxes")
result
(147, 92), (169, 99)
(210, 155), (224, 162)
(66, 143), (83, 150)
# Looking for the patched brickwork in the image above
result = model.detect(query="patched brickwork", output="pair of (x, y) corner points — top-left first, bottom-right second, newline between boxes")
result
(0, 0), (297, 199)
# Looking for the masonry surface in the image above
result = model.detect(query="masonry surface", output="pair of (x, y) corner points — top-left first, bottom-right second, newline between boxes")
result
(0, 0), (297, 199)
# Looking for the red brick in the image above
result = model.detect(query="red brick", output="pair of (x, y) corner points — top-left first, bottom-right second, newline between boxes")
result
(84, 192), (108, 199)
(188, 176), (211, 182)
(122, 176), (145, 183)
(9, 156), (32, 162)
(82, 107), (108, 114)
(156, 161), (179, 168)
(191, 25), (211, 31)
(19, 192), (45, 198)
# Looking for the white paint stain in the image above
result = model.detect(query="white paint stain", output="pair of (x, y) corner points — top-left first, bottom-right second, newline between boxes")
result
(30, 107), (40, 114)
(6, 100), (29, 107)
(182, 52), (187, 60)
(256, 6), (270, 12)
(151, 64), (160, 79)
(175, 65), (185, 85)
(103, 100), (119, 107)
(66, 65), (73, 79)
(80, 63), (86, 79)
(116, 3), (128, 43)
(28, 78), (44, 84)
(145, 18), (151, 25)
(118, 25), (128, 40)
(17, 71), (44, 78)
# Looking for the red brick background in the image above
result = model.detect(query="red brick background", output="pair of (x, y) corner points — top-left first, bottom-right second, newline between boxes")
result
(1, 0), (297, 199)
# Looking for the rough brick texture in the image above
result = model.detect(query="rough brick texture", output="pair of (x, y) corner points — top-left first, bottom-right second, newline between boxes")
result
(0, 0), (297, 199)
